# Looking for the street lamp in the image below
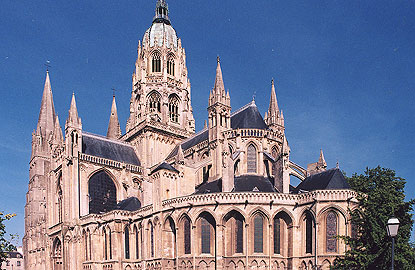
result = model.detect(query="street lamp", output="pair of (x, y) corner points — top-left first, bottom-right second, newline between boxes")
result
(386, 218), (400, 270)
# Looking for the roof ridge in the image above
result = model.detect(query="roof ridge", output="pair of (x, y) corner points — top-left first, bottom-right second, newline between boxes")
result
(231, 100), (256, 117)
(83, 131), (133, 147)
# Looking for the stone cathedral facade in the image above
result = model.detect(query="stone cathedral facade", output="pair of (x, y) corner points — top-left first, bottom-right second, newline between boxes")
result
(24, 1), (358, 270)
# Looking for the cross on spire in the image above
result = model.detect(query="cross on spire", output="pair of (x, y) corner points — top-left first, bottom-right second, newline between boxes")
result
(44, 60), (51, 72)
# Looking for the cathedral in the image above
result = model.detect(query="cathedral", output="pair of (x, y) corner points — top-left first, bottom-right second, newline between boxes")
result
(23, 1), (357, 270)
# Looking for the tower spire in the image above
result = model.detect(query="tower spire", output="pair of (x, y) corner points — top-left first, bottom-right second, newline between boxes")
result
(36, 71), (56, 136)
(107, 95), (122, 139)
(214, 56), (225, 96)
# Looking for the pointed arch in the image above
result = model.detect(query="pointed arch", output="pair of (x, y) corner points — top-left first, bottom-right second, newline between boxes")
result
(168, 94), (180, 123)
(163, 216), (176, 258)
(196, 211), (216, 255)
(147, 90), (161, 113)
(223, 209), (245, 255)
(88, 169), (117, 214)
(178, 214), (192, 255)
(151, 50), (161, 73)
(326, 211), (338, 253)
(273, 210), (293, 256)
(247, 143), (257, 173)
(167, 53), (175, 76)
(124, 225), (130, 259)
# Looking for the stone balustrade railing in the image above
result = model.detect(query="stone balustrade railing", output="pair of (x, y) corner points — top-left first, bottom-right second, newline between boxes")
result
(80, 153), (143, 174)
(224, 128), (284, 141)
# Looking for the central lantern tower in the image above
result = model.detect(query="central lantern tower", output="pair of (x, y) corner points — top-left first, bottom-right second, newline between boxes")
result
(123, 0), (195, 168)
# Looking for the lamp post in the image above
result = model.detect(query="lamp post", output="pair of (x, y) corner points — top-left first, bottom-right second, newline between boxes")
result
(386, 218), (400, 270)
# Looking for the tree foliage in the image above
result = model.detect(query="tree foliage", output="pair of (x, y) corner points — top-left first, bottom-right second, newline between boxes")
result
(0, 211), (16, 265)
(333, 166), (415, 270)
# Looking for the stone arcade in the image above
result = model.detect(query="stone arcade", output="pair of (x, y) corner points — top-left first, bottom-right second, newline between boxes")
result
(24, 1), (357, 269)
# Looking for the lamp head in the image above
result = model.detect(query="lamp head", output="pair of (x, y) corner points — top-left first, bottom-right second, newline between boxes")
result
(387, 218), (400, 237)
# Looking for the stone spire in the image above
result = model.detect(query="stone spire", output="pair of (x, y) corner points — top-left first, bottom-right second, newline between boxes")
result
(66, 93), (81, 126)
(265, 79), (283, 128)
(52, 115), (63, 144)
(318, 149), (327, 168)
(107, 95), (122, 139)
(36, 71), (56, 136)
(209, 57), (230, 107)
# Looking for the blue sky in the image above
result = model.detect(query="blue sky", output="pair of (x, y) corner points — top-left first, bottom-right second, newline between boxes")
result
(0, 0), (414, 243)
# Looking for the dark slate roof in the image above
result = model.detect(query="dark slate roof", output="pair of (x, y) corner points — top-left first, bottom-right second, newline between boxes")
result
(82, 132), (140, 166)
(293, 168), (351, 193)
(151, 162), (179, 174)
(6, 251), (23, 258)
(166, 128), (208, 160)
(116, 197), (141, 211)
(167, 102), (268, 160)
(195, 175), (276, 194)
(231, 101), (268, 130)
(234, 175), (276, 192)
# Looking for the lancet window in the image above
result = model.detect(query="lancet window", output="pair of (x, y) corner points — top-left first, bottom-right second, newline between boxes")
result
(305, 212), (313, 254)
(167, 57), (175, 76)
(273, 218), (281, 254)
(169, 95), (179, 123)
(201, 217), (211, 254)
(152, 51), (161, 73)
(253, 215), (264, 253)
(134, 225), (139, 259)
(148, 92), (161, 113)
(184, 216), (191, 254)
(125, 226), (130, 259)
(150, 222), (154, 257)
(247, 144), (257, 173)
(326, 211), (338, 252)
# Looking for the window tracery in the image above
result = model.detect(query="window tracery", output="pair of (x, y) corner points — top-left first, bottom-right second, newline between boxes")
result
(326, 211), (337, 253)
(152, 51), (161, 73)
(247, 144), (257, 173)
(167, 57), (175, 76)
(253, 215), (263, 253)
(88, 171), (116, 214)
(148, 92), (161, 113)
(169, 95), (179, 123)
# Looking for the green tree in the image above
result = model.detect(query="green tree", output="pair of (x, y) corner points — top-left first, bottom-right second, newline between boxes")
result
(0, 212), (16, 265)
(333, 166), (415, 270)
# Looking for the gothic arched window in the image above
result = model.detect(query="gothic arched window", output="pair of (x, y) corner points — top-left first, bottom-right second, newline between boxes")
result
(169, 95), (179, 123)
(57, 174), (63, 223)
(134, 225), (139, 259)
(149, 222), (154, 257)
(305, 212), (313, 254)
(326, 211), (338, 253)
(183, 216), (191, 254)
(148, 91), (161, 113)
(152, 51), (161, 73)
(88, 171), (116, 214)
(103, 228), (108, 260)
(167, 57), (175, 76)
(83, 230), (88, 261)
(88, 229), (92, 261)
(273, 217), (280, 254)
(271, 147), (279, 175)
(247, 144), (257, 173)
(201, 217), (211, 254)
(108, 228), (112, 260)
(253, 215), (264, 253)
(125, 226), (130, 259)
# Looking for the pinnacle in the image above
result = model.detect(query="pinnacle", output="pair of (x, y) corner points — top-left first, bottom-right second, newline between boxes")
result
(318, 149), (327, 167)
(67, 93), (81, 125)
(213, 57), (225, 95)
(269, 78), (279, 114)
(107, 95), (122, 139)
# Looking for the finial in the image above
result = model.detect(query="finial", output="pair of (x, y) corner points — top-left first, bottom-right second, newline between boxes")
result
(112, 88), (118, 97)
(271, 78), (274, 86)
(45, 60), (51, 72)
(252, 91), (256, 102)
(217, 55), (220, 63)
(336, 160), (339, 169)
